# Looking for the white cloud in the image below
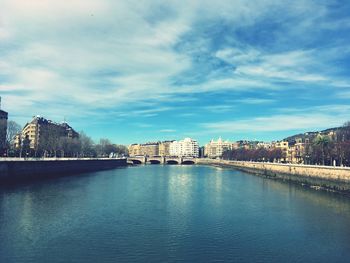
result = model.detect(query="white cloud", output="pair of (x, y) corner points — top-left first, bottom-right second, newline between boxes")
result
(160, 129), (176, 133)
(203, 105), (350, 133)
(235, 98), (275, 104)
(336, 91), (350, 99)
(203, 105), (235, 113)
(215, 48), (260, 65)
(203, 114), (348, 133)
(233, 49), (329, 83)
(0, 0), (349, 133)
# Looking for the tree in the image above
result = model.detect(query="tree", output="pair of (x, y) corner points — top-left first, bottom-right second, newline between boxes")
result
(114, 144), (128, 156)
(95, 138), (113, 157)
(6, 120), (22, 155)
(340, 121), (350, 142)
(79, 131), (96, 157)
(38, 124), (64, 157)
(21, 135), (31, 158)
(0, 120), (6, 155)
(58, 137), (81, 157)
(6, 121), (21, 145)
(313, 135), (331, 165)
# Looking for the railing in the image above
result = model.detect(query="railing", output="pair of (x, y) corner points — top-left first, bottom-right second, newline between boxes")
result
(197, 158), (350, 170)
(0, 157), (126, 162)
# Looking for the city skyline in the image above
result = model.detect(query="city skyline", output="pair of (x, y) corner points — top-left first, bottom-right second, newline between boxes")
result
(1, 1), (350, 145)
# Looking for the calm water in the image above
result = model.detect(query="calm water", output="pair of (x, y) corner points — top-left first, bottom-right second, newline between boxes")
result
(1, 165), (350, 263)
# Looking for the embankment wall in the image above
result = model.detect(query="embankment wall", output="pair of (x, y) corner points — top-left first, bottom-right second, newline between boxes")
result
(196, 159), (350, 192)
(0, 158), (127, 184)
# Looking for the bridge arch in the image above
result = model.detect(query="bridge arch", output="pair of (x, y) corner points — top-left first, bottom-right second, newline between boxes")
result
(182, 160), (195, 165)
(166, 160), (179, 165)
(130, 159), (142, 165)
(149, 160), (161, 164)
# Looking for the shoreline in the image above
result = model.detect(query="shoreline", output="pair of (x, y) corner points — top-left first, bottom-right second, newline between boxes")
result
(196, 159), (350, 195)
(0, 158), (127, 184)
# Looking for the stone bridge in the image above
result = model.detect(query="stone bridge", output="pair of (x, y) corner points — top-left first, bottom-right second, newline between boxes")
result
(127, 156), (197, 165)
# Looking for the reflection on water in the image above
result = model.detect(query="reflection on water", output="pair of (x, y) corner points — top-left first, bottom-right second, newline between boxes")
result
(1, 165), (350, 263)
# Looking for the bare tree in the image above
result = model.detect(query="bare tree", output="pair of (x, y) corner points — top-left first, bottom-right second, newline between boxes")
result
(0, 120), (6, 154)
(79, 131), (95, 157)
(59, 137), (81, 157)
(6, 121), (21, 144)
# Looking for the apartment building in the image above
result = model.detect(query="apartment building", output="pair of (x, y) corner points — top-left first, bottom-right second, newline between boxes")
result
(170, 138), (199, 157)
(204, 137), (233, 158)
(140, 142), (159, 157)
(17, 116), (78, 151)
(159, 141), (174, 156)
(274, 141), (289, 162)
(128, 144), (142, 156)
(129, 140), (179, 157)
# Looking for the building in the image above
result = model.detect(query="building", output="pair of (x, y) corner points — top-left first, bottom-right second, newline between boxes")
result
(256, 142), (273, 149)
(13, 133), (21, 149)
(204, 137), (234, 158)
(170, 138), (199, 157)
(159, 141), (174, 156)
(140, 142), (159, 157)
(17, 116), (78, 151)
(0, 105), (8, 155)
(274, 141), (289, 162)
(128, 144), (142, 156)
(128, 142), (161, 157)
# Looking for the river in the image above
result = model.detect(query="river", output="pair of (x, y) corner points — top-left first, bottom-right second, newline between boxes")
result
(1, 165), (350, 262)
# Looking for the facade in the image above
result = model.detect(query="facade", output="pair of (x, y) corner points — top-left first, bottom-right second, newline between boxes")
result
(17, 116), (78, 151)
(159, 141), (174, 156)
(170, 138), (199, 157)
(0, 109), (8, 155)
(290, 138), (306, 164)
(256, 142), (273, 149)
(128, 144), (141, 156)
(13, 133), (21, 149)
(140, 142), (159, 157)
(128, 140), (179, 157)
(204, 137), (234, 158)
(128, 142), (160, 157)
(274, 141), (289, 162)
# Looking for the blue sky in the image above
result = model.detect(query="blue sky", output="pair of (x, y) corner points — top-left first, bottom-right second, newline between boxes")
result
(1, 0), (350, 145)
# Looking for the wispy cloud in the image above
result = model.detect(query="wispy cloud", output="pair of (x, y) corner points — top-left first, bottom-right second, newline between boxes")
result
(160, 129), (176, 133)
(203, 114), (347, 133)
(203, 105), (350, 133)
(234, 98), (275, 104)
(336, 91), (350, 99)
(203, 105), (236, 113)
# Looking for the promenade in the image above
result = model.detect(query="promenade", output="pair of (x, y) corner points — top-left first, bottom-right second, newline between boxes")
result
(197, 159), (350, 193)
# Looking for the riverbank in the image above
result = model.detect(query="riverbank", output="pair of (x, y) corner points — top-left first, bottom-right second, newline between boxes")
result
(0, 158), (127, 184)
(196, 159), (350, 194)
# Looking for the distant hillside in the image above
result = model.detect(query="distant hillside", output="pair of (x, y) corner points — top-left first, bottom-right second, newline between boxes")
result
(284, 126), (344, 143)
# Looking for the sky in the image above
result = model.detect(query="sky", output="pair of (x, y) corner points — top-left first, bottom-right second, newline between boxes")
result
(1, 0), (350, 145)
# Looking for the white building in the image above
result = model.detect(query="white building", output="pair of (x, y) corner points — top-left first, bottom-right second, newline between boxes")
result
(257, 142), (273, 149)
(204, 137), (234, 158)
(170, 138), (199, 157)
